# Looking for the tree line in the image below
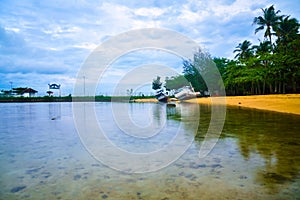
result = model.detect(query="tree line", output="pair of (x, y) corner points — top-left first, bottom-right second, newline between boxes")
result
(223, 5), (300, 95)
(163, 5), (299, 96)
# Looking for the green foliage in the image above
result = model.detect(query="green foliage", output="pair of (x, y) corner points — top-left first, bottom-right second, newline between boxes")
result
(233, 40), (253, 60)
(253, 5), (282, 46)
(165, 75), (189, 90)
(182, 50), (210, 92)
(149, 5), (299, 96)
(152, 76), (162, 90)
(226, 5), (300, 95)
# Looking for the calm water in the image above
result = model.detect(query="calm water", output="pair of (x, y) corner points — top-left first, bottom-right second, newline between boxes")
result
(0, 102), (299, 200)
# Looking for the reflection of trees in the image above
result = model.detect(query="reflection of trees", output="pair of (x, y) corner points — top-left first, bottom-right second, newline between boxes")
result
(224, 107), (300, 188)
(152, 102), (201, 137)
(154, 102), (300, 190)
(194, 104), (223, 144)
(152, 103), (165, 127)
(48, 103), (62, 120)
(166, 105), (181, 120)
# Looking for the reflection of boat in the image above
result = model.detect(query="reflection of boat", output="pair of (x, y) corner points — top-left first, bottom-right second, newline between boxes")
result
(155, 88), (169, 103)
(174, 84), (200, 100)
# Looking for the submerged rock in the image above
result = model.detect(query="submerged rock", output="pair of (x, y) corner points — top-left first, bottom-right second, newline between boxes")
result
(10, 185), (26, 193)
(211, 164), (223, 168)
(73, 174), (81, 180)
(26, 167), (42, 174)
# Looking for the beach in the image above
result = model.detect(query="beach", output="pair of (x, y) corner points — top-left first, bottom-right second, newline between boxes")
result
(135, 94), (300, 115)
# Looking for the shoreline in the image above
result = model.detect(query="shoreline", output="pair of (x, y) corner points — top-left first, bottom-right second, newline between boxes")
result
(1, 94), (299, 115)
(136, 94), (300, 115)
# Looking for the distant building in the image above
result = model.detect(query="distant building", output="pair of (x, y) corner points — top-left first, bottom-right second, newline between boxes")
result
(21, 88), (38, 97)
(48, 83), (61, 96)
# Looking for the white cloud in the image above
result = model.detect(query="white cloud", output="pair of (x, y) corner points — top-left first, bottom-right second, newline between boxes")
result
(0, 0), (299, 94)
(134, 7), (166, 18)
(42, 25), (81, 37)
(72, 43), (98, 50)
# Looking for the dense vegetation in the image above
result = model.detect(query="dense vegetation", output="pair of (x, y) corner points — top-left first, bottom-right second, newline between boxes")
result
(165, 5), (299, 96)
(221, 5), (300, 95)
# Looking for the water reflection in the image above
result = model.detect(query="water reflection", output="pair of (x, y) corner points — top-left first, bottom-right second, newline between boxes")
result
(0, 102), (299, 199)
(219, 106), (300, 189)
(48, 103), (61, 120)
(74, 102), (201, 172)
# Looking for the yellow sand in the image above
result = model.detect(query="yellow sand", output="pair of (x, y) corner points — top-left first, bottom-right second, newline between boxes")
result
(135, 94), (300, 115)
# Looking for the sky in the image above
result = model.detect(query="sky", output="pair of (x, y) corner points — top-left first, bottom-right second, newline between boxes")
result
(0, 0), (299, 96)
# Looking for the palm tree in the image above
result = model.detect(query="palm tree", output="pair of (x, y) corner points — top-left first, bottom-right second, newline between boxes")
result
(233, 40), (253, 60)
(252, 40), (272, 94)
(275, 16), (299, 47)
(252, 40), (272, 55)
(274, 16), (300, 93)
(253, 5), (282, 48)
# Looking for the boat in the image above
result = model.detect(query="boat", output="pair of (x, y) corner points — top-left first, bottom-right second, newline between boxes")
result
(155, 88), (169, 103)
(174, 84), (200, 100)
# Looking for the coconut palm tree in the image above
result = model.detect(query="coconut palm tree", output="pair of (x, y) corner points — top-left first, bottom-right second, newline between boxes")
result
(252, 40), (272, 55)
(275, 16), (299, 47)
(233, 40), (253, 60)
(253, 5), (282, 48)
(274, 16), (300, 93)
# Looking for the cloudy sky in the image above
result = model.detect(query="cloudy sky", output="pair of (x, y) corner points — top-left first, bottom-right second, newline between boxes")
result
(0, 0), (299, 96)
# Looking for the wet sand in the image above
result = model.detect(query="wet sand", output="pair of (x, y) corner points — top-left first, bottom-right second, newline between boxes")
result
(135, 94), (300, 115)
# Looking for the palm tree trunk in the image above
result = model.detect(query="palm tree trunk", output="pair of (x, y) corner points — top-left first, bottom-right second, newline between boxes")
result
(292, 75), (297, 93)
(263, 79), (266, 94)
(268, 33), (273, 51)
(278, 81), (282, 94)
(256, 81), (261, 94)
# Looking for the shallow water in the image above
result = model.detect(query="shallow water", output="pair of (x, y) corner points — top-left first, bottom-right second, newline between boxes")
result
(0, 102), (299, 199)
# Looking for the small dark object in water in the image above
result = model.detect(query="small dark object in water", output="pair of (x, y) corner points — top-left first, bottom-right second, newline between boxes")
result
(26, 167), (42, 174)
(42, 171), (51, 179)
(51, 117), (56, 120)
(211, 164), (223, 168)
(102, 194), (108, 199)
(239, 175), (247, 179)
(238, 102), (241, 104)
(189, 163), (206, 169)
(73, 174), (81, 180)
(264, 172), (289, 183)
(137, 192), (141, 196)
(196, 164), (207, 168)
(10, 186), (26, 193)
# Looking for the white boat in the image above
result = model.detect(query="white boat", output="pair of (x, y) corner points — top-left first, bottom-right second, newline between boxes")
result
(174, 84), (200, 100)
(155, 88), (169, 102)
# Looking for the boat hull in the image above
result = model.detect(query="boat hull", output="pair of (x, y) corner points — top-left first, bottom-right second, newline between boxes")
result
(155, 88), (169, 103)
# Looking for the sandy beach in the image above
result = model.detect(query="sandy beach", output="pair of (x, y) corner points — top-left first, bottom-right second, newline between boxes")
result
(135, 94), (300, 115)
